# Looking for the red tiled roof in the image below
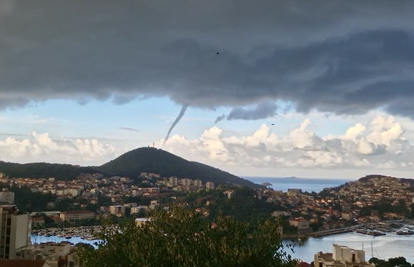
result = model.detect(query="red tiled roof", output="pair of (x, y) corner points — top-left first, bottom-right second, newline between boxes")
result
(0, 259), (48, 267)
(296, 262), (311, 267)
(61, 210), (94, 214)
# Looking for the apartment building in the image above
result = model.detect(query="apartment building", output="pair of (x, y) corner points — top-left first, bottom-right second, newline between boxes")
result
(205, 182), (215, 190)
(59, 211), (95, 222)
(314, 244), (373, 267)
(0, 205), (30, 259)
(193, 180), (203, 187)
(0, 189), (15, 204)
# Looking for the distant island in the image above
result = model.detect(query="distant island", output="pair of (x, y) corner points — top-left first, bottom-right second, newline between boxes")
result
(261, 182), (272, 186)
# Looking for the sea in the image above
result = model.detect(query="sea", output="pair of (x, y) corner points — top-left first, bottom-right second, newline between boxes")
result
(30, 177), (414, 263)
(32, 232), (414, 263)
(244, 176), (351, 193)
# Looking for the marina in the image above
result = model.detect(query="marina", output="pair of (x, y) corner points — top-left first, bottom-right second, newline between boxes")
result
(32, 225), (107, 241)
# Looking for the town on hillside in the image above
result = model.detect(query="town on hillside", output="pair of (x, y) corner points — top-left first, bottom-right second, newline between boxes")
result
(2, 172), (414, 266)
(1, 173), (414, 234)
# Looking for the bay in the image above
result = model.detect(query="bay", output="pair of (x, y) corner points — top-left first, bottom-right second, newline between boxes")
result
(31, 232), (414, 263)
(244, 177), (351, 193)
(289, 232), (414, 263)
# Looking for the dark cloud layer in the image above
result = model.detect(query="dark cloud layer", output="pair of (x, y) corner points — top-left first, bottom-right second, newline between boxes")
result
(216, 102), (278, 123)
(1, 0), (414, 118)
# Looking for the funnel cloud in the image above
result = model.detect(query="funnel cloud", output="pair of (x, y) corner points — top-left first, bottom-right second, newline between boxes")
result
(164, 105), (188, 145)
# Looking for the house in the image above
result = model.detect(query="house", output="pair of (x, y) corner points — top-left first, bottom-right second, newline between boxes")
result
(135, 218), (151, 227)
(271, 211), (292, 217)
(287, 189), (302, 197)
(109, 205), (126, 217)
(18, 242), (78, 267)
(224, 189), (235, 199)
(289, 218), (312, 234)
(31, 217), (45, 227)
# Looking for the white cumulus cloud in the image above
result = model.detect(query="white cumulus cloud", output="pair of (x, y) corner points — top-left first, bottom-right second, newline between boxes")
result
(0, 132), (117, 165)
(159, 115), (414, 177)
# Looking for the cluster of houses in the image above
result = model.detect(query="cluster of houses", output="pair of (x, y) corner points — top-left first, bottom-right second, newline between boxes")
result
(2, 171), (414, 235)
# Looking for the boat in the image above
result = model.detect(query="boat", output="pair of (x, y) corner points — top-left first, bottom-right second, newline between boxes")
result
(396, 230), (414, 235)
(355, 229), (385, 236)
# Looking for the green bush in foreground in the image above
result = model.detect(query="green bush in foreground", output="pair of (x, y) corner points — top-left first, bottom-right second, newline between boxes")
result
(78, 207), (295, 267)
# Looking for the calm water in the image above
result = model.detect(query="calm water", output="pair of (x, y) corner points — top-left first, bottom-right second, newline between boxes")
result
(32, 232), (414, 262)
(289, 232), (414, 263)
(31, 234), (98, 247)
(245, 177), (351, 193)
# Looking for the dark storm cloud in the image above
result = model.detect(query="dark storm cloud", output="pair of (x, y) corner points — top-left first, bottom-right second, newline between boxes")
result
(215, 115), (227, 124)
(1, 0), (414, 118)
(216, 102), (278, 122)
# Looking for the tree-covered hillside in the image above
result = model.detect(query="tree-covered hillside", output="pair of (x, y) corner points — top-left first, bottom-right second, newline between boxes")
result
(97, 147), (260, 188)
(0, 161), (98, 181)
(0, 147), (260, 188)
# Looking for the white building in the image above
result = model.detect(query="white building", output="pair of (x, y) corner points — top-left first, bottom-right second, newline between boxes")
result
(135, 218), (151, 227)
(0, 188), (15, 204)
(131, 206), (147, 215)
(109, 205), (126, 217)
(205, 182), (215, 190)
(287, 189), (302, 197)
(59, 211), (95, 222)
(64, 188), (79, 197)
(0, 205), (30, 259)
(168, 177), (178, 186)
(289, 217), (312, 234)
(18, 241), (78, 267)
(181, 178), (192, 187)
(194, 180), (203, 187)
(314, 244), (373, 267)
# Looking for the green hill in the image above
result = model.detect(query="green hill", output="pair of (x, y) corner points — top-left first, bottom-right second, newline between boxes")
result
(97, 147), (260, 188)
(0, 147), (260, 188)
(0, 161), (96, 181)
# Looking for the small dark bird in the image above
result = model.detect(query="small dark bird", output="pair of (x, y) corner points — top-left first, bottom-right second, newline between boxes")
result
(216, 52), (219, 55)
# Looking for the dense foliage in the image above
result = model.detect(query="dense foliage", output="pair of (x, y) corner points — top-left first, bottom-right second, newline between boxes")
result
(186, 186), (279, 228)
(0, 161), (97, 181)
(78, 207), (295, 267)
(370, 257), (413, 267)
(97, 147), (260, 188)
(0, 183), (55, 211)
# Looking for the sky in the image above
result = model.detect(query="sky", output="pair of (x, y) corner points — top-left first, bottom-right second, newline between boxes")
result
(1, 0), (414, 179)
